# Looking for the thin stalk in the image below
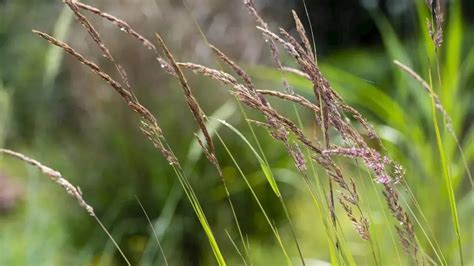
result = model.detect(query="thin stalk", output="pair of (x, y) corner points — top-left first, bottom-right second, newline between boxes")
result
(428, 68), (463, 264)
(301, 0), (317, 63)
(428, 86), (463, 265)
(135, 196), (168, 266)
(93, 216), (131, 266)
(237, 104), (305, 264)
(215, 133), (293, 265)
(225, 230), (248, 266)
(398, 190), (444, 265)
(171, 166), (226, 265)
(278, 196), (306, 265)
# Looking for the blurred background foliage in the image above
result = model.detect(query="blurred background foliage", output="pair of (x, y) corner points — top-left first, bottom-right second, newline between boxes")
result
(0, 0), (473, 265)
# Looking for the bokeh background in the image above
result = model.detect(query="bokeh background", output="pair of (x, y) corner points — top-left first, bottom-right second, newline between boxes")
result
(0, 0), (473, 265)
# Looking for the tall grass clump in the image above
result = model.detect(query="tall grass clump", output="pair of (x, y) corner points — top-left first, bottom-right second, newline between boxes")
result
(1, 0), (471, 265)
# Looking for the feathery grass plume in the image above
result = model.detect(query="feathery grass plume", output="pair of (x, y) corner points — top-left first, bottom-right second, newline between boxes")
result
(268, 20), (376, 138)
(197, 48), (287, 174)
(179, 59), (371, 242)
(177, 63), (238, 86)
(241, 5), (420, 256)
(322, 147), (400, 185)
(243, 0), (281, 68)
(183, 59), (360, 212)
(0, 149), (94, 215)
(260, 26), (378, 142)
(287, 142), (307, 173)
(339, 195), (370, 241)
(243, 0), (293, 94)
(63, 0), (131, 90)
(273, 10), (380, 243)
(71, 0), (174, 75)
(209, 45), (270, 108)
(426, 0), (444, 49)
(259, 26), (355, 144)
(268, 26), (370, 144)
(34, 28), (226, 266)
(256, 89), (321, 114)
(0, 149), (131, 265)
(37, 3), (230, 262)
(33, 30), (179, 166)
(155, 33), (220, 171)
(291, 10), (315, 61)
(433, 2), (444, 49)
(281, 13), (417, 254)
(209, 45), (256, 91)
(178, 61), (313, 155)
(382, 182), (417, 256)
(74, 1), (154, 50)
